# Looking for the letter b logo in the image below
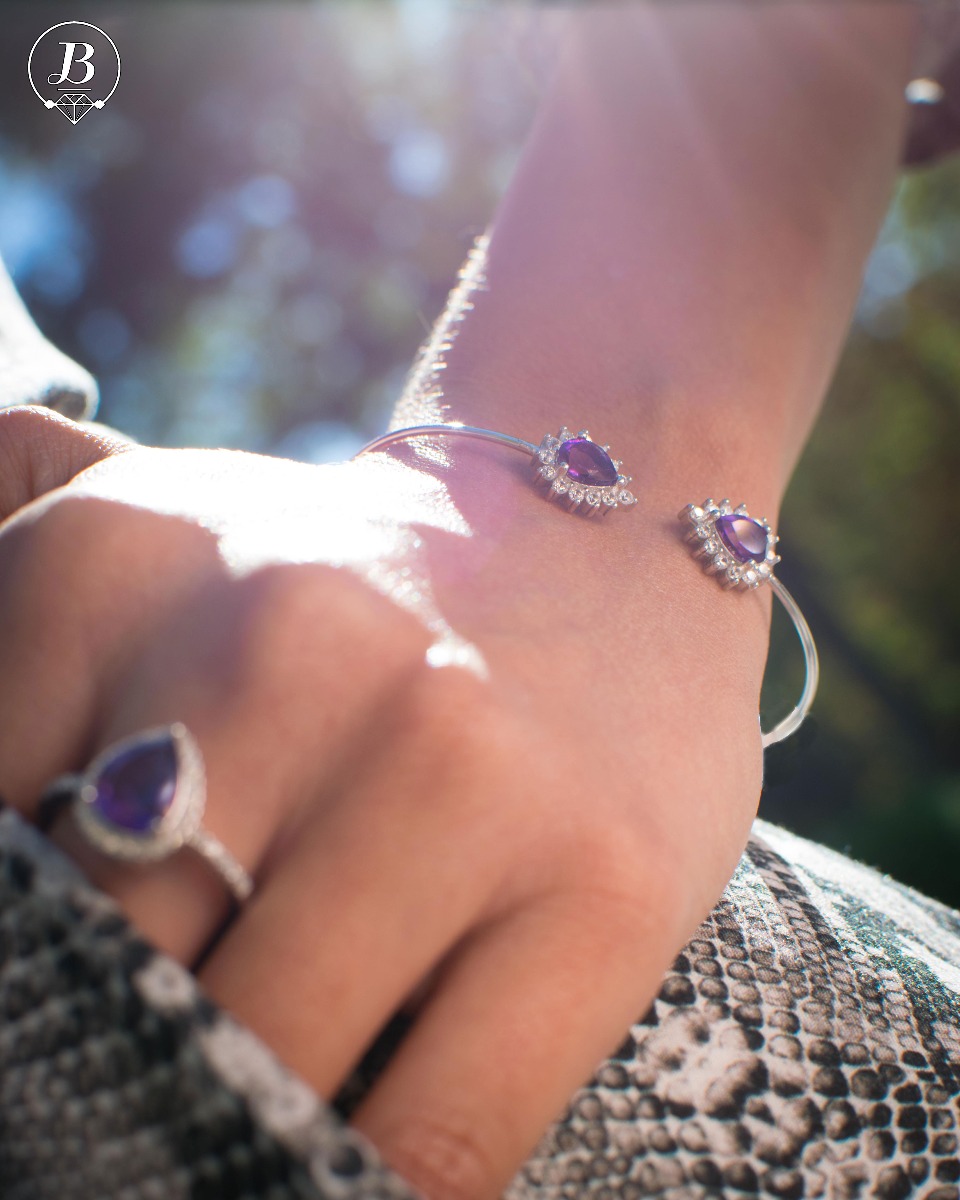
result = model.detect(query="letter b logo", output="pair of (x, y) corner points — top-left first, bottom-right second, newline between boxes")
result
(48, 42), (96, 87)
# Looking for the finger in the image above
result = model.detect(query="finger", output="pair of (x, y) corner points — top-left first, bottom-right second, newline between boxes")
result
(48, 566), (428, 964)
(350, 893), (680, 1200)
(196, 713), (495, 1095)
(0, 494), (223, 809)
(0, 404), (130, 521)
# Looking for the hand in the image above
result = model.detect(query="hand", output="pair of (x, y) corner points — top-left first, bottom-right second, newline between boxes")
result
(0, 404), (767, 1199)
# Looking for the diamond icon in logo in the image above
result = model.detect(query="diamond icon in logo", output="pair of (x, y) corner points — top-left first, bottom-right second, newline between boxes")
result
(52, 93), (96, 124)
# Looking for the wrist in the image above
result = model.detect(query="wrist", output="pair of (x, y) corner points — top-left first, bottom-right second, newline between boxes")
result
(431, 389), (788, 534)
(391, 5), (915, 510)
(382, 432), (774, 714)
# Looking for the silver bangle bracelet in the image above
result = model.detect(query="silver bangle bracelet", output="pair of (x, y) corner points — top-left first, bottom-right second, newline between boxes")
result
(357, 423), (818, 748)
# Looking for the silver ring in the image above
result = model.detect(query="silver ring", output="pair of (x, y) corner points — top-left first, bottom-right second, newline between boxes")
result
(39, 723), (253, 904)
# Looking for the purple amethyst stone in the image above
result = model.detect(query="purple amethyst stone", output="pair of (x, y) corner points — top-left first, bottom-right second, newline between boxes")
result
(716, 514), (768, 563)
(87, 734), (178, 834)
(557, 438), (619, 487)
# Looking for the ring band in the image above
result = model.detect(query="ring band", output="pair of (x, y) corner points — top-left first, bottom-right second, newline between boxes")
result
(38, 723), (253, 904)
(358, 423), (818, 746)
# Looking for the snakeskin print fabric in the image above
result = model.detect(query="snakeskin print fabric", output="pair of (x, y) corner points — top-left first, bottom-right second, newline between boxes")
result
(0, 810), (414, 1200)
(1, 808), (958, 1199)
(508, 823), (960, 1200)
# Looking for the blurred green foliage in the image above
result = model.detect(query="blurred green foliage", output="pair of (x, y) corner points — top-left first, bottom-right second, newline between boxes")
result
(762, 160), (960, 907)
(1, 3), (957, 905)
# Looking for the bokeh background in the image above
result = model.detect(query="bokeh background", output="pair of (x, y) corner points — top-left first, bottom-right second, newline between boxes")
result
(1, 3), (958, 905)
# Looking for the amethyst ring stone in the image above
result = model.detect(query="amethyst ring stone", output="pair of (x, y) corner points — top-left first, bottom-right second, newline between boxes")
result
(39, 723), (253, 903)
(680, 499), (820, 749)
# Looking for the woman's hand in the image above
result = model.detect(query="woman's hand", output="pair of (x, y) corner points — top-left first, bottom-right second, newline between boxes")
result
(0, 404), (766, 1199)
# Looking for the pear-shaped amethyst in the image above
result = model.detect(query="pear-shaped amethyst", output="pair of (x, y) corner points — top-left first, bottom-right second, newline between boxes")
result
(87, 733), (178, 834)
(716, 514), (768, 563)
(557, 438), (619, 487)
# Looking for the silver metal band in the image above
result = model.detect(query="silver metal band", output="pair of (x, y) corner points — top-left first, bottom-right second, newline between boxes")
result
(359, 423), (539, 458)
(187, 826), (254, 903)
(359, 425), (818, 747)
(764, 576), (820, 749)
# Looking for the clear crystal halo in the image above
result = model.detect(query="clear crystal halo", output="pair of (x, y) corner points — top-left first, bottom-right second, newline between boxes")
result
(73, 723), (206, 864)
(533, 427), (637, 515)
(679, 498), (781, 590)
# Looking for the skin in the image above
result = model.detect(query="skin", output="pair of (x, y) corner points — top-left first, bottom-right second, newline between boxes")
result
(0, 5), (917, 1198)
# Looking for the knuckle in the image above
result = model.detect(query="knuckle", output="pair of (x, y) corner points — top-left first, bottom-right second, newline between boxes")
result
(0, 490), (211, 655)
(377, 665), (553, 851)
(6, 491), (161, 586)
(394, 667), (524, 795)
(226, 562), (423, 691)
(401, 665), (515, 758)
(547, 810), (683, 924)
(237, 560), (375, 629)
(378, 1111), (499, 1200)
(0, 493), (103, 624)
(557, 810), (740, 955)
(563, 825), (656, 911)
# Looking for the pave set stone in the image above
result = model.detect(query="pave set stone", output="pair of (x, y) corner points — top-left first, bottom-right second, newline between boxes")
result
(680, 499), (780, 589)
(535, 428), (636, 513)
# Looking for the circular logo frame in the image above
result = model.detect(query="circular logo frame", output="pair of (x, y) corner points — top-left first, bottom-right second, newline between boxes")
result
(28, 21), (120, 124)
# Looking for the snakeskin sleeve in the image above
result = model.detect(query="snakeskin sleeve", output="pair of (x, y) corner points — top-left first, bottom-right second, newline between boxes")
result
(509, 822), (960, 1200)
(0, 808), (416, 1200)
(2, 805), (958, 1199)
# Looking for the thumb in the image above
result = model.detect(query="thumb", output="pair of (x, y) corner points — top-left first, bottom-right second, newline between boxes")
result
(0, 405), (133, 523)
